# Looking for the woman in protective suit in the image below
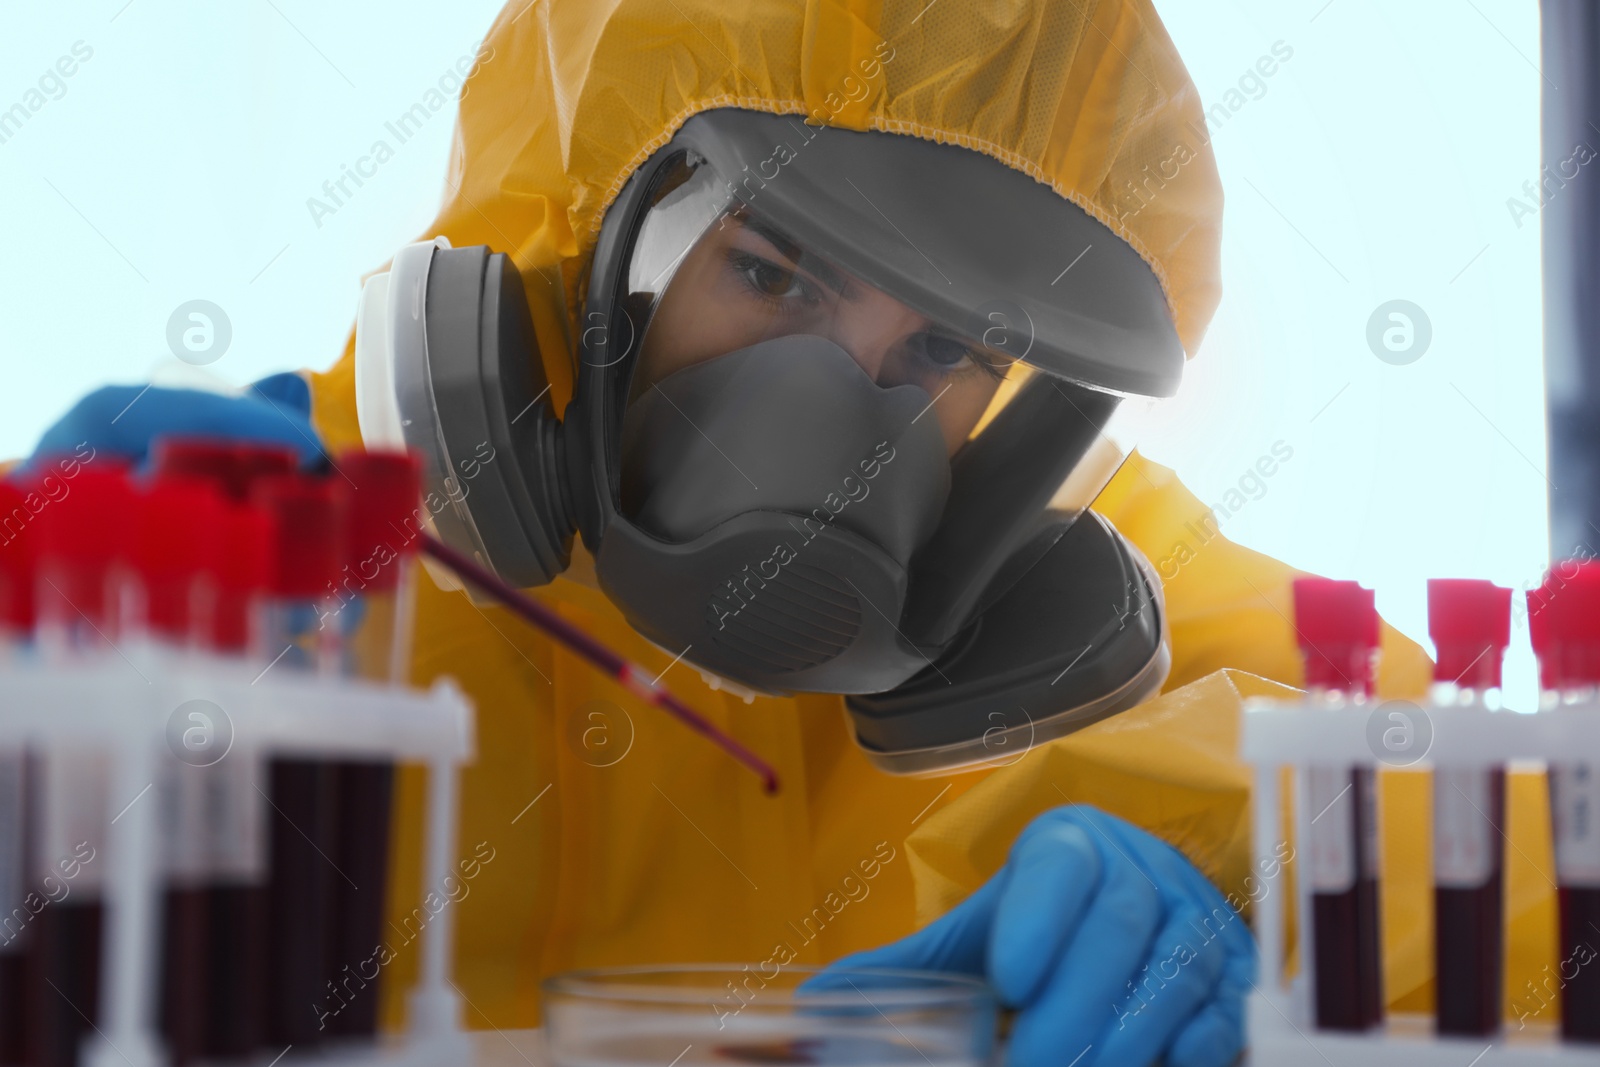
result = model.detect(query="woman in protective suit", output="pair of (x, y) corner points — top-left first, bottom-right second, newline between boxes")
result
(43, 0), (1558, 1063)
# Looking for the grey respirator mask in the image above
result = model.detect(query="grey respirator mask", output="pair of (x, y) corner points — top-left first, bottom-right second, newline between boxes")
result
(355, 108), (1182, 774)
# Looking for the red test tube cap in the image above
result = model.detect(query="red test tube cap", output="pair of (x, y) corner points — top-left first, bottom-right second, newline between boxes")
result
(152, 437), (300, 502)
(0, 482), (36, 633)
(1528, 562), (1600, 690)
(33, 468), (132, 565)
(218, 503), (274, 594)
(134, 478), (225, 639)
(1291, 577), (1379, 695)
(1427, 579), (1512, 689)
(151, 437), (244, 496)
(31, 468), (135, 627)
(213, 502), (275, 652)
(250, 473), (348, 599)
(234, 442), (300, 488)
(339, 449), (423, 592)
(134, 478), (224, 581)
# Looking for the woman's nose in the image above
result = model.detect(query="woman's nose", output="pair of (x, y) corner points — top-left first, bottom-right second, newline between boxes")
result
(819, 288), (925, 383)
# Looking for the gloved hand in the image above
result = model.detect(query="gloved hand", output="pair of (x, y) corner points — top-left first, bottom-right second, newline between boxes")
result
(829, 805), (1254, 1067)
(27, 372), (324, 469)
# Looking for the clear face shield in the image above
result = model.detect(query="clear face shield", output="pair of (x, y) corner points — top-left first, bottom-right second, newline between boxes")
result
(610, 152), (1146, 640)
(619, 156), (1142, 500)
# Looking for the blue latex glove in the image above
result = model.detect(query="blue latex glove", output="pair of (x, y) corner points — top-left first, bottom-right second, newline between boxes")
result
(829, 806), (1254, 1067)
(27, 372), (324, 470)
(27, 373), (368, 644)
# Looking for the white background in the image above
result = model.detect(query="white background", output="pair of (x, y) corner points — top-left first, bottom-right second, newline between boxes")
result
(0, 0), (1550, 705)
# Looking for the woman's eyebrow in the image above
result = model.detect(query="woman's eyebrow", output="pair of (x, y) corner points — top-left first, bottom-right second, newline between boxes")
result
(737, 216), (851, 296)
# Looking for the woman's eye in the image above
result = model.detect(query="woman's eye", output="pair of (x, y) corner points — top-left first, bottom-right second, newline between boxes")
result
(732, 253), (813, 302)
(910, 332), (977, 369)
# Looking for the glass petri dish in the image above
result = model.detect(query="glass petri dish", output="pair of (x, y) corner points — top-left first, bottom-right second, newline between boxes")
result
(542, 964), (997, 1067)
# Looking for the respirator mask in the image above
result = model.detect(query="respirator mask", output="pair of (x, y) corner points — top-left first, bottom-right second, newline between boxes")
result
(355, 108), (1185, 774)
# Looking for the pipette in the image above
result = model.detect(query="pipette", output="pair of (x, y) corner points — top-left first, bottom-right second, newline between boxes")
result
(418, 533), (780, 795)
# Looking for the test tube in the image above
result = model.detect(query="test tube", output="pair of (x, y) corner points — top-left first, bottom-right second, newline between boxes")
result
(150, 439), (296, 1060)
(1528, 563), (1600, 1043)
(324, 450), (421, 1039)
(0, 481), (35, 1065)
(131, 479), (223, 1065)
(1292, 577), (1384, 1031)
(29, 468), (130, 1067)
(251, 473), (348, 1051)
(1427, 579), (1511, 1037)
(200, 502), (274, 1060)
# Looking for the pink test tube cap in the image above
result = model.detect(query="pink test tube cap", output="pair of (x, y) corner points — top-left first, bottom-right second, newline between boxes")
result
(1291, 576), (1379, 695)
(1529, 562), (1600, 690)
(1427, 578), (1511, 689)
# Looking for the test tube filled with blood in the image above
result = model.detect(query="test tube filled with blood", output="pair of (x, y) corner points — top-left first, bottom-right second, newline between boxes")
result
(1427, 579), (1511, 1037)
(1529, 564), (1600, 1043)
(1292, 578), (1384, 1031)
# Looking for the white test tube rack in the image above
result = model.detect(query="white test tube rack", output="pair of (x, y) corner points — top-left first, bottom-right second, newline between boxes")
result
(0, 651), (476, 1067)
(1242, 697), (1600, 1065)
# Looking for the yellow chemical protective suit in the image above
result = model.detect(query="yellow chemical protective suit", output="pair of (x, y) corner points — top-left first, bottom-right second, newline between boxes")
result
(303, 0), (1560, 1030)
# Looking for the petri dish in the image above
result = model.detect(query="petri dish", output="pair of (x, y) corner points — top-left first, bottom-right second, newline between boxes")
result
(542, 964), (997, 1067)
